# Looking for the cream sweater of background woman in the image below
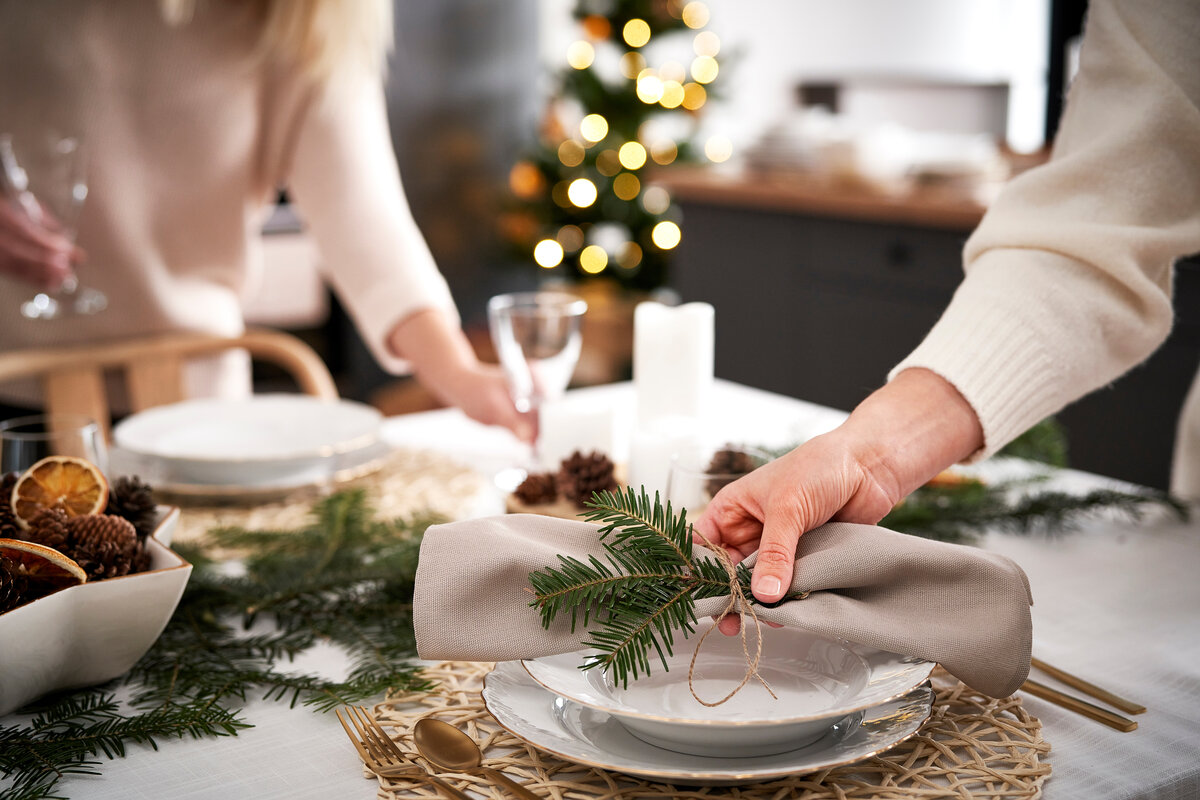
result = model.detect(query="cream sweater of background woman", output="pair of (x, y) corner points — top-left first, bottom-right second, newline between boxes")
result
(0, 0), (456, 402)
(892, 0), (1200, 496)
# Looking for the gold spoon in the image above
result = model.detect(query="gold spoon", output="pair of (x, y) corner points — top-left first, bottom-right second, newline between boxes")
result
(413, 718), (542, 800)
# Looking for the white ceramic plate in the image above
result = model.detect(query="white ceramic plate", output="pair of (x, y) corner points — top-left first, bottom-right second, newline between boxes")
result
(0, 508), (191, 716)
(522, 624), (934, 757)
(483, 660), (934, 786)
(112, 395), (383, 489)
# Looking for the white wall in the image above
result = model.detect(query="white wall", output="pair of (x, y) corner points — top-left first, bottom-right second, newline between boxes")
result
(538, 0), (1050, 153)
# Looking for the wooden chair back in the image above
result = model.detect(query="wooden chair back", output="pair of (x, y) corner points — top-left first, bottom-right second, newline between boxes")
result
(0, 328), (337, 440)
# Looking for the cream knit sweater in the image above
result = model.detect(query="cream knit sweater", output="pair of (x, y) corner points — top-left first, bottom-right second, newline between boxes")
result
(0, 0), (456, 400)
(892, 0), (1200, 489)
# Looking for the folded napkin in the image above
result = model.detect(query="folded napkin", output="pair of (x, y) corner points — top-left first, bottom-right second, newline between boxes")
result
(414, 514), (1033, 698)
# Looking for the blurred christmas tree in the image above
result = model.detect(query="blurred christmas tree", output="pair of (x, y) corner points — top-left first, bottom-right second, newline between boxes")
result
(503, 0), (727, 291)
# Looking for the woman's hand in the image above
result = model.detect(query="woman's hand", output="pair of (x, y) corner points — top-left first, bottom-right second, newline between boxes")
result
(0, 199), (81, 290)
(387, 307), (536, 443)
(692, 368), (985, 634)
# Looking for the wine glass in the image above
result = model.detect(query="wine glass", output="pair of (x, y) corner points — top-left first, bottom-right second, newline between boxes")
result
(0, 132), (107, 320)
(0, 414), (109, 476)
(487, 291), (586, 479)
(665, 444), (772, 520)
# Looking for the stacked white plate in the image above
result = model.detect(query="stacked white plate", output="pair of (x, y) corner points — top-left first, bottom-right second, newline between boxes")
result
(111, 395), (389, 495)
(483, 624), (934, 785)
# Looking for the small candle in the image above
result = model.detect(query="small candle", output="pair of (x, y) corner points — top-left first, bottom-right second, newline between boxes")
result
(633, 301), (714, 426)
(626, 416), (700, 499)
(538, 397), (616, 469)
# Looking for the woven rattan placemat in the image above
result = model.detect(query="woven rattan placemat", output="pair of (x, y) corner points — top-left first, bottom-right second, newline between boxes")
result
(166, 448), (486, 546)
(370, 661), (1049, 800)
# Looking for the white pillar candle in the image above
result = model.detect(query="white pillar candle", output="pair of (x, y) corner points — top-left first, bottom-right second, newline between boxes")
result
(538, 396), (617, 469)
(626, 416), (701, 500)
(633, 301), (715, 426)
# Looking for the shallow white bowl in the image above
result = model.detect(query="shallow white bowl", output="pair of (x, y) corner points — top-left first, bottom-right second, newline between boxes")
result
(523, 624), (934, 757)
(0, 508), (191, 716)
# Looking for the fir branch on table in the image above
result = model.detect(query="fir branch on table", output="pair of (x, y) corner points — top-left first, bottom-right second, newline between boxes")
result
(529, 487), (762, 688)
(0, 489), (436, 800)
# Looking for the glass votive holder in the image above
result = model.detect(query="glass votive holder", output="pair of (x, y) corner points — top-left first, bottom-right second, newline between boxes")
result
(0, 414), (109, 475)
(665, 443), (772, 518)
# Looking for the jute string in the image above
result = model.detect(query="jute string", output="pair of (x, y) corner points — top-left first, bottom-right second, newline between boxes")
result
(371, 661), (1051, 800)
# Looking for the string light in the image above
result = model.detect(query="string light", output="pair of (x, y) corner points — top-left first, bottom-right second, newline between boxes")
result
(566, 40), (594, 70)
(557, 225), (584, 252)
(691, 55), (719, 84)
(636, 70), (664, 104)
(581, 14), (611, 40)
(579, 245), (609, 274)
(558, 140), (585, 167)
(552, 181), (572, 208)
(659, 81), (685, 109)
(651, 221), (682, 249)
(682, 82), (707, 110)
(580, 114), (609, 143)
(567, 178), (597, 207)
(613, 172), (641, 200)
(508, 161), (543, 199)
(622, 18), (651, 48)
(693, 31), (720, 56)
(681, 1), (710, 29)
(642, 185), (671, 214)
(595, 149), (621, 176)
(619, 52), (646, 79)
(650, 141), (678, 166)
(618, 141), (647, 170)
(705, 135), (733, 163)
(533, 239), (564, 268)
(618, 241), (643, 269)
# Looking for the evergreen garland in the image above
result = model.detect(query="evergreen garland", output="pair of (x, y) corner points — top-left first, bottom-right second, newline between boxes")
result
(0, 490), (434, 800)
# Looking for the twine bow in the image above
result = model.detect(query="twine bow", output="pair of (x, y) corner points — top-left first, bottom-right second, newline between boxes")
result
(685, 531), (808, 707)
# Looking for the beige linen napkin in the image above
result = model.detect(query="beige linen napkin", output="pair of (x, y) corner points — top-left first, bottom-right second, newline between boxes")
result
(414, 514), (1033, 698)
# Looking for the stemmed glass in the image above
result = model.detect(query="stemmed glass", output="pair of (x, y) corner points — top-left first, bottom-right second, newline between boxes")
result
(0, 415), (109, 476)
(487, 291), (587, 476)
(0, 132), (107, 320)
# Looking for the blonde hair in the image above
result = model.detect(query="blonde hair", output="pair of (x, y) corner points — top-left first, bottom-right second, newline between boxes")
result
(159, 0), (394, 82)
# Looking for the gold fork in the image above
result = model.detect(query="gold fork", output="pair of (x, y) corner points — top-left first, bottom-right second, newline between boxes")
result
(336, 706), (473, 800)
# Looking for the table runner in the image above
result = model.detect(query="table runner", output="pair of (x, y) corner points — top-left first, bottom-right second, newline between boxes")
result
(370, 661), (1050, 800)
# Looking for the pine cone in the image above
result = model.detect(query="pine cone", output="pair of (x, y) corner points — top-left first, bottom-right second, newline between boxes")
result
(25, 508), (72, 551)
(107, 475), (158, 542)
(0, 472), (19, 540)
(65, 514), (139, 581)
(513, 472), (558, 505)
(705, 448), (761, 498)
(557, 450), (618, 508)
(0, 559), (30, 615)
(131, 542), (153, 574)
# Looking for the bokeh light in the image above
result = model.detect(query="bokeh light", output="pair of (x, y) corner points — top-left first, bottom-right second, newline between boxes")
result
(682, 82), (707, 110)
(552, 181), (572, 208)
(580, 114), (609, 143)
(579, 245), (609, 274)
(619, 52), (647, 79)
(567, 178), (598, 207)
(650, 141), (678, 166)
(613, 172), (641, 200)
(557, 225), (585, 252)
(636, 71), (664, 104)
(659, 81), (685, 109)
(582, 15), (611, 40)
(567, 40), (595, 70)
(705, 135), (733, 163)
(508, 161), (544, 199)
(691, 55), (719, 84)
(651, 220), (682, 249)
(682, 1), (710, 29)
(622, 19), (651, 48)
(693, 31), (720, 56)
(558, 139), (585, 167)
(533, 239), (564, 268)
(642, 185), (671, 214)
(618, 241), (643, 269)
(618, 141), (647, 170)
(659, 61), (687, 83)
(595, 149), (621, 176)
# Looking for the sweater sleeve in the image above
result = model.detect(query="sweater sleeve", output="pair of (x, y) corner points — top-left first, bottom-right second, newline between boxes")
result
(890, 0), (1200, 458)
(285, 68), (459, 375)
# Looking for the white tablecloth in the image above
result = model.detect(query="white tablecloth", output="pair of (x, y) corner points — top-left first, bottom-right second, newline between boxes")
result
(21, 381), (1200, 800)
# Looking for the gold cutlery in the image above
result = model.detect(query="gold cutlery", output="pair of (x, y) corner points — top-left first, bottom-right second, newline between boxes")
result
(1030, 657), (1146, 715)
(414, 717), (542, 800)
(336, 706), (472, 800)
(1020, 678), (1138, 732)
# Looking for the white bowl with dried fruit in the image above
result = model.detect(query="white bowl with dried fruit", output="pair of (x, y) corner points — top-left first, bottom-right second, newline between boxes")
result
(0, 457), (190, 716)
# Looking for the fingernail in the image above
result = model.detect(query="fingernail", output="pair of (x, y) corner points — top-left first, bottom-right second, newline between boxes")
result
(755, 575), (782, 599)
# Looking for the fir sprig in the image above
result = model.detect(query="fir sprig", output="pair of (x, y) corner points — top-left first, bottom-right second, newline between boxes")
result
(529, 487), (756, 687)
(1, 489), (435, 800)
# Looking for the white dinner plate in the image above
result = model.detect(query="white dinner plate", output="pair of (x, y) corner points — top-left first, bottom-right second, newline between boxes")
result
(522, 624), (934, 757)
(483, 660), (934, 786)
(112, 395), (383, 490)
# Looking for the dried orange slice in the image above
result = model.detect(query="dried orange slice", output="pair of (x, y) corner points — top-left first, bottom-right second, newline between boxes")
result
(11, 456), (108, 530)
(0, 538), (87, 588)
